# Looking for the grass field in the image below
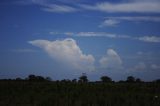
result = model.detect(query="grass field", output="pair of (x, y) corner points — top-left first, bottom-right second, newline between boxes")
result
(0, 80), (160, 106)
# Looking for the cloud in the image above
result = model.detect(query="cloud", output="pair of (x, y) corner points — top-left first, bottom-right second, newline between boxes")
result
(49, 31), (160, 43)
(42, 4), (78, 13)
(138, 36), (160, 43)
(99, 16), (160, 28)
(29, 38), (95, 71)
(99, 49), (122, 69)
(28, 38), (125, 72)
(105, 16), (160, 22)
(99, 19), (120, 27)
(49, 31), (130, 38)
(81, 1), (160, 13)
(75, 32), (117, 38)
(151, 64), (160, 70)
(14, 0), (160, 13)
(129, 62), (160, 72)
(16, 0), (78, 13)
(102, 16), (160, 26)
(137, 51), (143, 55)
(66, 32), (117, 38)
(134, 62), (146, 70)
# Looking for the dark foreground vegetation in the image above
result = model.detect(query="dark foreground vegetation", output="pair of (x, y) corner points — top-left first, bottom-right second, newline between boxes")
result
(0, 74), (160, 106)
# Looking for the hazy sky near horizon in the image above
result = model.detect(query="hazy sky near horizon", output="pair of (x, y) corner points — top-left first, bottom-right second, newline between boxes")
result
(0, 0), (160, 81)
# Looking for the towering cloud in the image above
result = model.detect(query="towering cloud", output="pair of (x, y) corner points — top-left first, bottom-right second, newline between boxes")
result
(29, 38), (95, 71)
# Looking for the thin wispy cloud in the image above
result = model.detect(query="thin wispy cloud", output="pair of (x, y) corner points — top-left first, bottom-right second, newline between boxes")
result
(75, 32), (117, 38)
(103, 16), (160, 24)
(42, 4), (78, 13)
(151, 64), (160, 70)
(81, 1), (160, 13)
(99, 16), (160, 27)
(128, 62), (160, 72)
(15, 0), (78, 13)
(14, 0), (160, 14)
(138, 36), (160, 43)
(99, 19), (120, 27)
(106, 16), (160, 22)
(134, 62), (146, 71)
(49, 31), (160, 43)
(75, 32), (131, 39)
(49, 31), (130, 39)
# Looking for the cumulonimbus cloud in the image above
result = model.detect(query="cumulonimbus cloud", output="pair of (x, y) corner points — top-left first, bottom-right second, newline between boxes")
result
(29, 38), (95, 71)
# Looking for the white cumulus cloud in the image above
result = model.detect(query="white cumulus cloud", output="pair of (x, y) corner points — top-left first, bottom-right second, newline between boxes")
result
(99, 49), (122, 69)
(29, 38), (95, 71)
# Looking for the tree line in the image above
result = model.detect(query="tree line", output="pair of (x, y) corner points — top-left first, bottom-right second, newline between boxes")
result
(1, 74), (160, 83)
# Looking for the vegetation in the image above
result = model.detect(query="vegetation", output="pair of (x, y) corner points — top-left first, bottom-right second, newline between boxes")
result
(0, 74), (160, 106)
(78, 73), (88, 83)
(100, 76), (112, 83)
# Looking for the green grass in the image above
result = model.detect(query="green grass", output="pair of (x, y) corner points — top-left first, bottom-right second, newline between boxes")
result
(0, 81), (160, 106)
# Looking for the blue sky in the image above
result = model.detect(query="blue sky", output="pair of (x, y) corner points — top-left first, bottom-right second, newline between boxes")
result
(0, 0), (160, 81)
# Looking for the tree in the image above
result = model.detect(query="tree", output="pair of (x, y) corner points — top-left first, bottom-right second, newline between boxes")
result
(36, 76), (45, 81)
(27, 75), (45, 81)
(46, 77), (52, 81)
(28, 75), (36, 81)
(61, 79), (71, 83)
(155, 79), (160, 83)
(135, 78), (141, 83)
(100, 76), (112, 83)
(16, 77), (22, 81)
(72, 79), (77, 83)
(79, 73), (88, 83)
(126, 76), (135, 83)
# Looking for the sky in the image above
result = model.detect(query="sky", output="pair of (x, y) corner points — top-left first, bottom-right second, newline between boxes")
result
(0, 0), (160, 81)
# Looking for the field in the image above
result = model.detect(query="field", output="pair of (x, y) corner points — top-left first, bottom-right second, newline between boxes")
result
(0, 81), (160, 106)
